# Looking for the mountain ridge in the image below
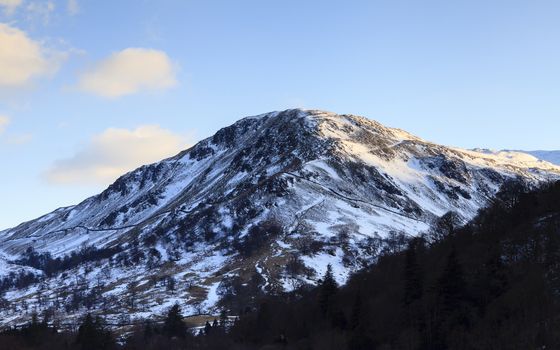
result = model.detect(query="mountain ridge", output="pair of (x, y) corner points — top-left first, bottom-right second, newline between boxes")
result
(0, 108), (559, 326)
(472, 148), (560, 167)
(525, 150), (560, 165)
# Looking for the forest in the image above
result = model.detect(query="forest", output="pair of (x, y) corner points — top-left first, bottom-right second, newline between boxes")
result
(1, 179), (559, 349)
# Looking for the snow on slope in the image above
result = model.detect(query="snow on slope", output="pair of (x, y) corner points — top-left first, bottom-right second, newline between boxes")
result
(0, 109), (559, 327)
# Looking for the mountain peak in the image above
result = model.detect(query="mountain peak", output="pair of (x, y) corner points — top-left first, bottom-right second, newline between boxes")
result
(234, 108), (421, 148)
(0, 109), (559, 327)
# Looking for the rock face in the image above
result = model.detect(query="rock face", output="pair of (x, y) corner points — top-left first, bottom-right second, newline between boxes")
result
(0, 109), (559, 325)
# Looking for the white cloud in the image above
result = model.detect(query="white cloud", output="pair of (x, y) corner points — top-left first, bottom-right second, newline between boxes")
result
(0, 0), (22, 15)
(25, 1), (55, 24)
(0, 23), (62, 87)
(67, 0), (78, 15)
(77, 48), (178, 98)
(45, 125), (190, 185)
(0, 115), (9, 133)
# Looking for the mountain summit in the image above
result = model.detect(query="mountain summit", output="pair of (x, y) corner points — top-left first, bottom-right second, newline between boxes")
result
(1, 109), (559, 325)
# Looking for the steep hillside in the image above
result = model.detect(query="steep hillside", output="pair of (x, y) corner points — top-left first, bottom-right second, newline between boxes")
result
(210, 181), (560, 350)
(0, 109), (559, 326)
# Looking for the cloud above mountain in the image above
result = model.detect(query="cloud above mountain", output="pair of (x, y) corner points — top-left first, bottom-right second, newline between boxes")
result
(0, 23), (62, 87)
(44, 125), (190, 185)
(77, 48), (178, 98)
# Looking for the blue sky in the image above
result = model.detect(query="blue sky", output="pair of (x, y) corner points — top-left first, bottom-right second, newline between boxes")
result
(1, 0), (559, 229)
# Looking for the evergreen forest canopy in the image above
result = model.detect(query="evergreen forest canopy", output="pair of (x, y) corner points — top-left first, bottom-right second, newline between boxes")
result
(1, 179), (560, 350)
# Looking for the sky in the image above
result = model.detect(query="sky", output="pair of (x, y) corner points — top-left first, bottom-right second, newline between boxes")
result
(0, 0), (559, 229)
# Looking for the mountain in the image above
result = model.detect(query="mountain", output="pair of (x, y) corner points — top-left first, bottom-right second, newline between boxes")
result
(525, 150), (560, 166)
(197, 181), (560, 350)
(1, 109), (559, 326)
(472, 149), (560, 166)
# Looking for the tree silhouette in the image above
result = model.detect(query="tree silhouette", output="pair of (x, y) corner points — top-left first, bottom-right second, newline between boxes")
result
(319, 264), (338, 315)
(163, 303), (186, 338)
(403, 240), (423, 306)
(76, 314), (115, 350)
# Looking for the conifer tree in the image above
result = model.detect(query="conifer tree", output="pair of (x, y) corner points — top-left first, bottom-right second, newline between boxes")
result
(76, 314), (114, 350)
(434, 247), (472, 348)
(219, 309), (228, 327)
(163, 303), (186, 338)
(483, 249), (508, 299)
(319, 264), (338, 315)
(403, 241), (423, 306)
(438, 249), (467, 314)
(350, 292), (363, 331)
(143, 320), (154, 340)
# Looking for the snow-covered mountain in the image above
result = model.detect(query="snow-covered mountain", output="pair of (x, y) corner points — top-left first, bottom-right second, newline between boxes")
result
(523, 150), (560, 166)
(472, 149), (560, 167)
(1, 109), (559, 326)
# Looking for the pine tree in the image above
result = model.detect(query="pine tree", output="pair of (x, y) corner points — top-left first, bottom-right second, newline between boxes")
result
(483, 249), (508, 299)
(544, 227), (560, 296)
(76, 314), (96, 349)
(438, 249), (467, 314)
(434, 248), (472, 349)
(350, 292), (363, 331)
(496, 178), (527, 209)
(428, 211), (461, 243)
(403, 242), (423, 306)
(402, 240), (427, 347)
(163, 303), (186, 338)
(319, 264), (338, 315)
(143, 320), (154, 340)
(76, 314), (114, 350)
(219, 309), (228, 327)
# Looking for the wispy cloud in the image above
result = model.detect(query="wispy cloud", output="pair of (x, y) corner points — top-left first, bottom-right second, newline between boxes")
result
(77, 48), (178, 98)
(45, 125), (191, 185)
(25, 1), (55, 25)
(0, 23), (64, 88)
(0, 0), (22, 16)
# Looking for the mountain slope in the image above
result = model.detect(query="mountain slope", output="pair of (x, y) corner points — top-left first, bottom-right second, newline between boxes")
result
(0, 109), (559, 326)
(214, 181), (560, 350)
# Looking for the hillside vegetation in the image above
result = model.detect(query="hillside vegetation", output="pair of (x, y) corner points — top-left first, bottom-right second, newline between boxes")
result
(2, 180), (560, 349)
